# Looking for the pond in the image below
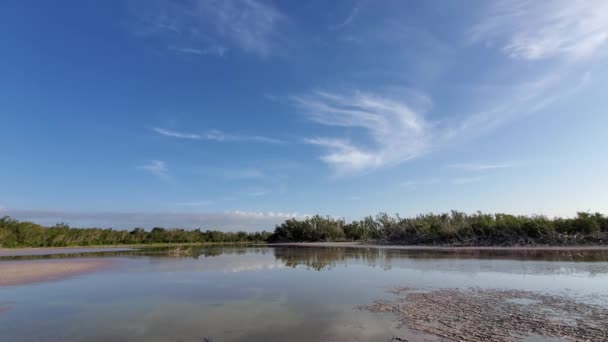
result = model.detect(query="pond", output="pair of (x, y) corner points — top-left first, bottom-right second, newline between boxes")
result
(1, 246), (608, 341)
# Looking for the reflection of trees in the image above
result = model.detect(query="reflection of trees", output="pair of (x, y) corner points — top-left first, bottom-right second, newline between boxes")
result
(0, 250), (138, 261)
(382, 248), (608, 262)
(0, 245), (270, 261)
(176, 246), (268, 259)
(271, 246), (608, 272)
(273, 247), (389, 271)
(5, 246), (608, 277)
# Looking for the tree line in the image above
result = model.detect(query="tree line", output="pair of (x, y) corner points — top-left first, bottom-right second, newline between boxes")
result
(1, 211), (607, 248)
(0, 216), (271, 248)
(268, 211), (608, 245)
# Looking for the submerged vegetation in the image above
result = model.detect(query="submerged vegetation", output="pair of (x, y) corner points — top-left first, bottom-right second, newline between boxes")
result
(269, 212), (608, 246)
(1, 211), (607, 248)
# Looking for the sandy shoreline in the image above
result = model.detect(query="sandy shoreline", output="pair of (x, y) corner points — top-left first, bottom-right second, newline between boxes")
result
(269, 241), (608, 251)
(0, 259), (112, 286)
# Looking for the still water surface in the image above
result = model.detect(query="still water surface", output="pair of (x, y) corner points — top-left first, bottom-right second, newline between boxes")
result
(1, 246), (608, 341)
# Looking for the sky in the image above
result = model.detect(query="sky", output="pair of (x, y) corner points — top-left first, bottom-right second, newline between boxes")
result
(1, 0), (608, 230)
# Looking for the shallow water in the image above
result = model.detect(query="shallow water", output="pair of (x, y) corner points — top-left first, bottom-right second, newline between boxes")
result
(1, 246), (608, 341)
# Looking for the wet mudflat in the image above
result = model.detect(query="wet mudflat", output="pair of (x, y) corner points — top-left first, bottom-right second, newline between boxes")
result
(1, 246), (608, 341)
(364, 287), (607, 341)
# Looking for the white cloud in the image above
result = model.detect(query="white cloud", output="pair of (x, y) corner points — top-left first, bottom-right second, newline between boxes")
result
(141, 160), (169, 179)
(294, 91), (433, 174)
(470, 0), (608, 60)
(447, 162), (515, 171)
(133, 0), (287, 57)
(153, 127), (284, 144)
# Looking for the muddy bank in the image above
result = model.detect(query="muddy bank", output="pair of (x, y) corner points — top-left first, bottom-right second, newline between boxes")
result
(0, 259), (112, 286)
(363, 287), (608, 341)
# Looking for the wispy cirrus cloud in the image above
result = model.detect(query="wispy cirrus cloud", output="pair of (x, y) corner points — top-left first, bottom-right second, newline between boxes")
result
(294, 90), (433, 175)
(153, 127), (284, 144)
(292, 89), (518, 176)
(204, 130), (284, 144)
(455, 1), (602, 139)
(294, 70), (589, 176)
(470, 0), (608, 60)
(140, 160), (169, 179)
(452, 70), (591, 142)
(153, 1), (600, 179)
(153, 127), (201, 139)
(131, 0), (287, 57)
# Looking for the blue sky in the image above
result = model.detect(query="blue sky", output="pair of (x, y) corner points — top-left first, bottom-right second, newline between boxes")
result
(1, 0), (608, 230)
